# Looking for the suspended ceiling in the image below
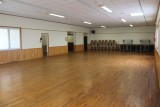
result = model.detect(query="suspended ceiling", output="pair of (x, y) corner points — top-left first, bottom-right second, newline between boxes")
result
(0, 0), (159, 28)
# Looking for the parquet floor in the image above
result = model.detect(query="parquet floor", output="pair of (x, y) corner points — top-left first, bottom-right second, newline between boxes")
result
(0, 51), (159, 107)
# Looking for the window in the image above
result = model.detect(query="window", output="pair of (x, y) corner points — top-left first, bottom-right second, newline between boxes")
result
(0, 27), (21, 50)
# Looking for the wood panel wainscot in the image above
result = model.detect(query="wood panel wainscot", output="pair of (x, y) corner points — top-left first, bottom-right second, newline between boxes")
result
(48, 46), (68, 56)
(0, 48), (43, 64)
(154, 49), (160, 106)
(155, 49), (160, 88)
(74, 45), (84, 52)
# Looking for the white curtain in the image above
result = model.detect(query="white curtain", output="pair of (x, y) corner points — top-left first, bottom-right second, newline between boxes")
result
(0, 28), (9, 50)
(10, 29), (20, 49)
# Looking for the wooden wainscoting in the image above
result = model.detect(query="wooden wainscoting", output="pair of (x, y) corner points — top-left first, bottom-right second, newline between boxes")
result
(0, 48), (43, 64)
(48, 46), (68, 56)
(74, 45), (84, 52)
(155, 49), (160, 88)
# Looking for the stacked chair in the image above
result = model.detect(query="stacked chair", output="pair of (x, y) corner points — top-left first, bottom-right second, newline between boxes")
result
(108, 40), (112, 50)
(90, 40), (118, 51)
(91, 40), (94, 50)
(140, 40), (150, 51)
(91, 39), (151, 52)
(101, 40), (105, 50)
(123, 40), (133, 51)
(105, 40), (109, 50)
(112, 40), (117, 51)
(98, 40), (102, 50)
(94, 40), (98, 50)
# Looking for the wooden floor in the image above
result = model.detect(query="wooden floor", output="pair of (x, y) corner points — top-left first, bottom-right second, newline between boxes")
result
(0, 51), (159, 107)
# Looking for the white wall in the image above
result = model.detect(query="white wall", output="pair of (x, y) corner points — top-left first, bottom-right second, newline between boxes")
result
(75, 33), (91, 45)
(1, 14), (154, 50)
(75, 33), (84, 45)
(22, 29), (42, 49)
(0, 14), (90, 49)
(91, 26), (155, 44)
(49, 31), (67, 47)
(155, 6), (160, 54)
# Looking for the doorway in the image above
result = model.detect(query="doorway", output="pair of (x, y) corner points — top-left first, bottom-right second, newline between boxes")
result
(67, 32), (74, 52)
(41, 33), (49, 57)
(84, 34), (88, 51)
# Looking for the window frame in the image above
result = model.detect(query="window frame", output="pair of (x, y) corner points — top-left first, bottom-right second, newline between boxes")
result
(0, 26), (22, 51)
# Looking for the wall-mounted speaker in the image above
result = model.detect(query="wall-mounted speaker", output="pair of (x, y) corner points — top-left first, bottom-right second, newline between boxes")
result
(91, 30), (96, 34)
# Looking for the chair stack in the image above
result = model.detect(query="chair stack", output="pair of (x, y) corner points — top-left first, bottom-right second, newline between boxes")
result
(140, 40), (150, 51)
(123, 40), (133, 51)
(91, 40), (118, 51)
(91, 39), (152, 52)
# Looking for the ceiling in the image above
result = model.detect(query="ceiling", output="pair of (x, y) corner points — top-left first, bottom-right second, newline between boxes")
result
(0, 0), (159, 28)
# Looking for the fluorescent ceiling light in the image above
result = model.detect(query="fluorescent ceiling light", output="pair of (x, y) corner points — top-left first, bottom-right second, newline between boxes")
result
(0, 1), (2, 3)
(121, 18), (126, 22)
(101, 6), (112, 13)
(101, 26), (106, 28)
(49, 13), (65, 18)
(83, 21), (92, 24)
(130, 13), (143, 16)
(130, 24), (133, 27)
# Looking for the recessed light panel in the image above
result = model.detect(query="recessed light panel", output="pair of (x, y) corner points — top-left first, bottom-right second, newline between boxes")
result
(130, 24), (133, 27)
(83, 21), (92, 24)
(130, 13), (143, 16)
(49, 13), (65, 18)
(121, 18), (127, 22)
(100, 26), (106, 28)
(101, 6), (112, 13)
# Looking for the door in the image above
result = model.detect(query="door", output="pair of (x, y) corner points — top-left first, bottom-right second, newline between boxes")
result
(84, 36), (88, 51)
(68, 42), (74, 52)
(41, 33), (49, 57)
(67, 32), (74, 52)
